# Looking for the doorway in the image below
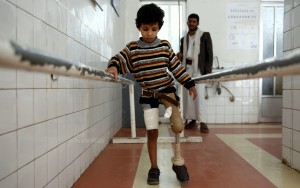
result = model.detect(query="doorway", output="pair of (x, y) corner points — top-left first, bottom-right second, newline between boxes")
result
(259, 1), (284, 122)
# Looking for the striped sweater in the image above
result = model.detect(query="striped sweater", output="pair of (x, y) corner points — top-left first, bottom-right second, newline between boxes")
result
(108, 37), (195, 92)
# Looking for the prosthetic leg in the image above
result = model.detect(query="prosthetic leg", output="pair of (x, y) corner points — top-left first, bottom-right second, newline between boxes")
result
(160, 93), (189, 182)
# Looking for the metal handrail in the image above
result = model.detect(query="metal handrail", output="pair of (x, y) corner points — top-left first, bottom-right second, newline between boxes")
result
(0, 40), (134, 85)
(193, 50), (300, 84)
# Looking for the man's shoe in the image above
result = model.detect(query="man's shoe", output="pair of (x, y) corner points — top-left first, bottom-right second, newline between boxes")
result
(185, 120), (197, 129)
(200, 122), (209, 133)
(172, 164), (189, 183)
(147, 168), (160, 185)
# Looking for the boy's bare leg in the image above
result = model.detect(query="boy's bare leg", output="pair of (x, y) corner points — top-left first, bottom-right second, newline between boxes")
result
(147, 129), (158, 168)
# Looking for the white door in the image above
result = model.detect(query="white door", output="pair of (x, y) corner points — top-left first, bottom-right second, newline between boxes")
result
(259, 2), (283, 122)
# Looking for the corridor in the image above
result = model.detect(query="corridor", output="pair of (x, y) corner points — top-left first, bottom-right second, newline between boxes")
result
(72, 123), (300, 188)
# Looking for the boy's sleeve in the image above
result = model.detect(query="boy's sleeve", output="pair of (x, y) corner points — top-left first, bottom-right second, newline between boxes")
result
(167, 42), (195, 89)
(107, 45), (131, 74)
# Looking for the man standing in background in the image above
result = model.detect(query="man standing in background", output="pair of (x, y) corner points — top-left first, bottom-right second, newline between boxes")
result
(177, 13), (213, 133)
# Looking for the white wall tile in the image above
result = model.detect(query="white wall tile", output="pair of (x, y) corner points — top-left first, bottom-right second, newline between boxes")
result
(0, 90), (17, 134)
(18, 162), (34, 188)
(34, 0), (46, 21)
(34, 121), (48, 158)
(0, 0), (17, 40)
(34, 89), (47, 123)
(47, 89), (58, 119)
(292, 150), (300, 171)
(74, 157), (81, 182)
(35, 154), (48, 188)
(18, 126), (34, 168)
(57, 32), (67, 59)
(48, 147), (58, 182)
(66, 162), (74, 188)
(47, 118), (58, 150)
(81, 23), (86, 45)
(47, 26), (58, 54)
(34, 18), (47, 51)
(58, 116), (67, 144)
(17, 9), (34, 47)
(283, 90), (292, 108)
(293, 110), (300, 131)
(17, 70), (34, 89)
(67, 89), (74, 113)
(58, 142), (67, 173)
(58, 89), (67, 116)
(17, 0), (33, 14)
(67, 12), (75, 39)
(292, 90), (300, 110)
(67, 114), (74, 140)
(34, 73), (47, 88)
(295, 0), (300, 7)
(0, 132), (17, 180)
(17, 89), (34, 128)
(282, 146), (291, 165)
(283, 108), (292, 128)
(0, 172), (17, 188)
(58, 168), (67, 188)
(74, 18), (81, 43)
(0, 69), (16, 89)
(284, 0), (293, 12)
(48, 176), (58, 188)
(57, 4), (67, 33)
(292, 6), (300, 28)
(283, 31), (292, 51)
(282, 127), (292, 147)
(5, 0), (16, 5)
(293, 26), (300, 48)
(46, 0), (58, 29)
(283, 76), (292, 89)
(284, 11), (292, 32)
(292, 75), (300, 89)
(293, 130), (300, 152)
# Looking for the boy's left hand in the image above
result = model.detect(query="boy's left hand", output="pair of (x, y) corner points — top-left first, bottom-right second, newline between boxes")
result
(105, 66), (118, 80)
(189, 86), (197, 100)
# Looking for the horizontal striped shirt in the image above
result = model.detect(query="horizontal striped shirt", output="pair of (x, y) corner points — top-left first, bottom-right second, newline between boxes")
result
(108, 38), (194, 92)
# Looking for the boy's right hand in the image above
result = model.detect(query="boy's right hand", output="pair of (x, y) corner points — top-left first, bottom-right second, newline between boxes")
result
(176, 52), (182, 60)
(105, 66), (118, 80)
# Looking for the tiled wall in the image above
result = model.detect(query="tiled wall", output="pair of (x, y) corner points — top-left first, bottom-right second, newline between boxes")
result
(0, 0), (128, 187)
(282, 0), (300, 171)
(187, 0), (260, 123)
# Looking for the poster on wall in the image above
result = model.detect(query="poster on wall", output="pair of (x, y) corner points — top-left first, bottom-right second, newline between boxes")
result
(227, 3), (259, 49)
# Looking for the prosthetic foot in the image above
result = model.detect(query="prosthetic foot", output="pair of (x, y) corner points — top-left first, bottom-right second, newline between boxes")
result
(171, 133), (189, 182)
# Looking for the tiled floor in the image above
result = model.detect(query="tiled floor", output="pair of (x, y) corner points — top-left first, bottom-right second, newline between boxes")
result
(72, 123), (300, 188)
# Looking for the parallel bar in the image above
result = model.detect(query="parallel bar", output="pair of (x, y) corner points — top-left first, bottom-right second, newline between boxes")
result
(0, 40), (134, 84)
(194, 50), (300, 84)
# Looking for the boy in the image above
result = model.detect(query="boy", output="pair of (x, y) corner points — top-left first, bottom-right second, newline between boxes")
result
(105, 3), (197, 185)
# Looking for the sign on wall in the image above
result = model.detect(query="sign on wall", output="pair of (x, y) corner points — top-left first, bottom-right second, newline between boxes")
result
(227, 3), (259, 49)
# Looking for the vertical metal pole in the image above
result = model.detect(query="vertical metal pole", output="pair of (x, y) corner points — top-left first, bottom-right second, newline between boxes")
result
(129, 83), (136, 138)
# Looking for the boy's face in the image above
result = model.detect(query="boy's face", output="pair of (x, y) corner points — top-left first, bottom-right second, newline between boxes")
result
(138, 23), (160, 43)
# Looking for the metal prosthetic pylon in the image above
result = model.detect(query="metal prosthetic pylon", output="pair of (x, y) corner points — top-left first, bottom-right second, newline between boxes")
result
(171, 133), (185, 166)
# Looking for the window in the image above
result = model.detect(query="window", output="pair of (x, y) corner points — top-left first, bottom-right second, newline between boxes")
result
(261, 3), (283, 96)
(140, 0), (186, 53)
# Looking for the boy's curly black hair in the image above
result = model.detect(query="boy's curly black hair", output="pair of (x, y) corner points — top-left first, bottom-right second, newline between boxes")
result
(135, 3), (164, 29)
